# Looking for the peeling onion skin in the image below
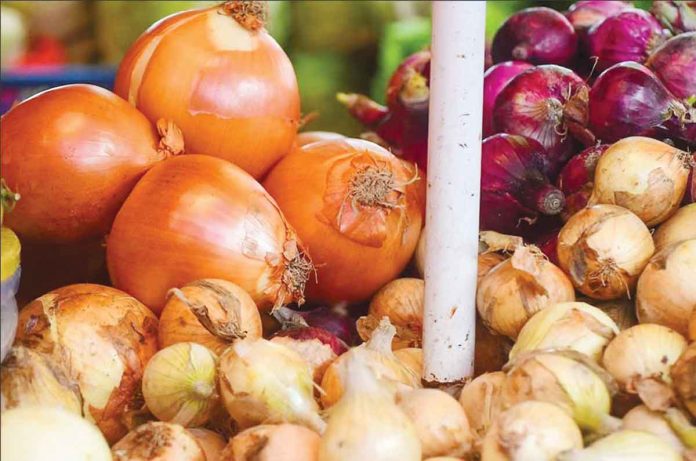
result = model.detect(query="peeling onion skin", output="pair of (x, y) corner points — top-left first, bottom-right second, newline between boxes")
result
(221, 424), (320, 461)
(115, 3), (300, 179)
(14, 284), (159, 444)
(653, 204), (696, 251)
(112, 421), (206, 461)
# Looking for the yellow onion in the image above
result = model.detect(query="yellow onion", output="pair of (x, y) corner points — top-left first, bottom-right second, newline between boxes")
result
(0, 346), (81, 415)
(622, 406), (696, 454)
(142, 343), (219, 427)
(393, 347), (423, 376)
(653, 204), (696, 250)
(577, 296), (637, 331)
(477, 244), (575, 339)
(218, 337), (324, 432)
(111, 421), (205, 461)
(481, 400), (583, 461)
(672, 342), (696, 418)
(221, 424), (320, 461)
(320, 317), (420, 408)
(602, 324), (688, 411)
(558, 204), (655, 300)
(510, 302), (619, 362)
(636, 239), (696, 337)
(159, 279), (263, 356)
(357, 278), (423, 349)
(589, 137), (691, 227)
(1, 406), (111, 461)
(459, 372), (506, 444)
(187, 428), (226, 461)
(318, 350), (422, 461)
(502, 351), (619, 435)
(558, 430), (682, 461)
(396, 388), (474, 458)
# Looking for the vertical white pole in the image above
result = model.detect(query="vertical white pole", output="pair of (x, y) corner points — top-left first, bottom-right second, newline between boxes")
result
(423, 1), (486, 385)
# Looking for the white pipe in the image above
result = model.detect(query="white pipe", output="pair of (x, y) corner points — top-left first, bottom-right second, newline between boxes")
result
(423, 1), (486, 385)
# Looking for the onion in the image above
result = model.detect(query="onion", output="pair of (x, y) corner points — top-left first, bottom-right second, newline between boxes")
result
(15, 284), (158, 443)
(297, 131), (346, 147)
(557, 144), (609, 221)
(0, 84), (183, 244)
(653, 204), (696, 250)
(0, 406), (111, 461)
(688, 171), (696, 205)
(493, 66), (592, 174)
(221, 424), (320, 461)
(158, 279), (263, 355)
(589, 137), (691, 226)
(293, 305), (356, 346)
(558, 430), (683, 461)
(476, 244), (575, 339)
(481, 400), (583, 461)
(622, 405), (695, 454)
(491, 7), (578, 66)
(115, 1), (299, 179)
(111, 421), (205, 461)
(187, 428), (226, 461)
(672, 342), (696, 418)
(652, 1), (696, 34)
(263, 138), (424, 303)
(393, 347), (423, 377)
(577, 296), (638, 331)
(357, 278), (423, 349)
(588, 62), (695, 144)
(396, 388), (474, 459)
(218, 337), (324, 432)
(636, 239), (696, 336)
(557, 204), (655, 300)
(646, 32), (696, 101)
(107, 155), (312, 314)
(565, 1), (634, 39)
(482, 61), (534, 138)
(458, 372), (506, 445)
(602, 324), (687, 411)
(588, 8), (669, 72)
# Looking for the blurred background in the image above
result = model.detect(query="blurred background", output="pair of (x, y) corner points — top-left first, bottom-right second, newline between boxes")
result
(0, 0), (651, 133)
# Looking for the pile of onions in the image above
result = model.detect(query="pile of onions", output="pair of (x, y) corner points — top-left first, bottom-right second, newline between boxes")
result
(458, 372), (506, 445)
(14, 284), (158, 443)
(589, 137), (691, 227)
(491, 7), (578, 66)
(622, 405), (696, 454)
(672, 343), (696, 418)
(652, 0), (696, 34)
(482, 61), (533, 138)
(111, 422), (205, 461)
(0, 84), (183, 244)
(557, 144), (609, 221)
(636, 239), (696, 336)
(221, 424), (320, 461)
(263, 138), (425, 304)
(107, 155), (312, 313)
(646, 32), (696, 101)
(557, 204), (655, 300)
(158, 279), (263, 355)
(559, 430), (683, 461)
(653, 204), (696, 250)
(115, 1), (299, 179)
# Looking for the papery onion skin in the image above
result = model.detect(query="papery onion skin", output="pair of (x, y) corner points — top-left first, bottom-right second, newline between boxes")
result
(187, 428), (226, 461)
(14, 284), (158, 443)
(270, 328), (343, 382)
(115, 2), (300, 179)
(652, 1), (696, 34)
(557, 144), (609, 221)
(654, 204), (696, 250)
(483, 61), (534, 138)
(672, 341), (696, 418)
(646, 32), (696, 101)
(0, 84), (182, 244)
(263, 138), (425, 304)
(112, 421), (205, 461)
(221, 423), (320, 461)
(107, 155), (311, 314)
(458, 371), (506, 444)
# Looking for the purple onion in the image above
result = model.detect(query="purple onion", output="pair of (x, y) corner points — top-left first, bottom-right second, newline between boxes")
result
(588, 8), (669, 72)
(483, 61), (534, 138)
(492, 7), (578, 66)
(652, 1), (696, 34)
(646, 32), (696, 100)
(566, 1), (634, 37)
(556, 144), (610, 220)
(294, 305), (356, 345)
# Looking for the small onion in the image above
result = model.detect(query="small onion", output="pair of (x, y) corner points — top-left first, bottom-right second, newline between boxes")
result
(158, 279), (263, 356)
(0, 406), (111, 461)
(558, 430), (682, 461)
(396, 388), (474, 459)
(636, 239), (696, 336)
(510, 302), (619, 363)
(672, 342), (696, 418)
(602, 324), (688, 411)
(646, 32), (696, 101)
(187, 428), (226, 461)
(458, 372), (506, 445)
(589, 137), (691, 227)
(653, 204), (696, 250)
(112, 421), (205, 461)
(622, 405), (695, 454)
(557, 204), (655, 300)
(221, 424), (320, 461)
(481, 400), (583, 461)
(476, 244), (575, 339)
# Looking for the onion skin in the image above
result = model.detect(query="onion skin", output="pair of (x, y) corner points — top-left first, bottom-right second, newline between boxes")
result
(295, 306), (356, 346)
(270, 330), (339, 383)
(221, 424), (320, 461)
(458, 372), (506, 446)
(0, 84), (181, 244)
(107, 155), (311, 313)
(263, 138), (424, 304)
(112, 421), (205, 461)
(115, 3), (299, 179)
(646, 32), (696, 101)
(492, 7), (578, 66)
(557, 144), (609, 221)
(187, 428), (226, 461)
(14, 284), (158, 443)
(482, 61), (534, 138)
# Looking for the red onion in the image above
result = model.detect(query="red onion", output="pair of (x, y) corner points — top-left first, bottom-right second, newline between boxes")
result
(480, 134), (565, 235)
(565, 1), (634, 38)
(557, 144), (609, 220)
(589, 61), (695, 144)
(277, 305), (356, 346)
(483, 61), (534, 138)
(493, 65), (593, 176)
(646, 32), (696, 101)
(272, 327), (348, 356)
(530, 227), (562, 266)
(588, 9), (669, 72)
(492, 7), (578, 66)
(651, 1), (696, 34)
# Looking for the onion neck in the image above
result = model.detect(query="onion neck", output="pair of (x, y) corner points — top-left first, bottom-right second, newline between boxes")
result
(155, 119), (184, 158)
(520, 182), (565, 216)
(222, 0), (268, 31)
(279, 240), (312, 308)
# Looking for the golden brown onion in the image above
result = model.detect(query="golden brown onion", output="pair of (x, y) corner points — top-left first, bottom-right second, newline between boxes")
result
(220, 424), (320, 461)
(653, 204), (696, 250)
(458, 372), (506, 445)
(187, 428), (226, 461)
(112, 421), (205, 461)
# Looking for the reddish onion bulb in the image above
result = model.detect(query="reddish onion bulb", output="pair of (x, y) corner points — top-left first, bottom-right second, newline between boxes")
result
(588, 8), (669, 72)
(651, 0), (696, 34)
(482, 61), (534, 138)
(294, 306), (356, 346)
(492, 7), (578, 66)
(565, 1), (634, 38)
(557, 144), (610, 220)
(646, 32), (696, 101)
